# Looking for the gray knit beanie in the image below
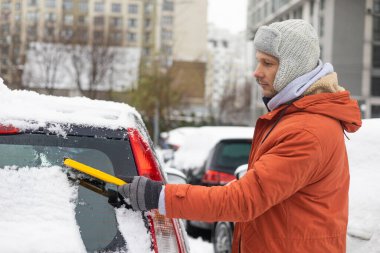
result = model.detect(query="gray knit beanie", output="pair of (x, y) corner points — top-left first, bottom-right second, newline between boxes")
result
(253, 19), (320, 92)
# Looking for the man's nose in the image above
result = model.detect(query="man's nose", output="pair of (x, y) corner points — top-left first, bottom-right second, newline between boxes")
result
(253, 65), (263, 79)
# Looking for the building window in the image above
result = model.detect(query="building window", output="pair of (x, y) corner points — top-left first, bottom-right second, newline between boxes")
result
(127, 32), (137, 42)
(375, 0), (380, 14)
(145, 18), (151, 28)
(294, 7), (302, 19)
(79, 0), (88, 12)
(15, 2), (21, 10)
(161, 30), (172, 41)
(144, 3), (152, 14)
(112, 17), (123, 28)
(27, 26), (37, 38)
(45, 12), (56, 22)
(320, 0), (325, 11)
(62, 28), (73, 39)
(371, 105), (380, 117)
(128, 18), (137, 28)
(95, 2), (104, 12)
(144, 32), (150, 43)
(64, 14), (73, 25)
(374, 16), (380, 41)
(44, 26), (55, 37)
(78, 15), (87, 25)
(45, 0), (55, 8)
(78, 29), (88, 42)
(319, 16), (324, 37)
(128, 4), (138, 14)
(143, 47), (150, 56)
(112, 3), (121, 13)
(94, 16), (104, 26)
(28, 0), (38, 7)
(63, 0), (73, 11)
(111, 32), (122, 43)
(27, 11), (38, 22)
(94, 31), (104, 43)
(1, 24), (10, 33)
(222, 40), (229, 48)
(163, 1), (173, 11)
(162, 16), (173, 26)
(373, 45), (380, 68)
(209, 39), (217, 48)
(310, 0), (314, 16)
(371, 77), (380, 96)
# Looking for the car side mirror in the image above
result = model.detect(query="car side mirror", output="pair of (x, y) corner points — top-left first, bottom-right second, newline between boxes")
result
(165, 167), (187, 184)
(234, 164), (248, 180)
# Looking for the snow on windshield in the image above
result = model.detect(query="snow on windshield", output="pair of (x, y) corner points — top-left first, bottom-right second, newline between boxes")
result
(0, 166), (86, 252)
(171, 126), (254, 170)
(0, 79), (141, 135)
(346, 119), (380, 252)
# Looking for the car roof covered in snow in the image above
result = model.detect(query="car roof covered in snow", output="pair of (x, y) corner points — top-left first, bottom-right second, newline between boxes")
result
(0, 79), (142, 135)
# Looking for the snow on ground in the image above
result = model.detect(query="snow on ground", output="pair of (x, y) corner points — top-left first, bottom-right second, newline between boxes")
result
(346, 118), (380, 252)
(187, 236), (214, 253)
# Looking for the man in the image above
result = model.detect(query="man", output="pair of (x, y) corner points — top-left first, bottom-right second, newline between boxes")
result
(118, 19), (362, 252)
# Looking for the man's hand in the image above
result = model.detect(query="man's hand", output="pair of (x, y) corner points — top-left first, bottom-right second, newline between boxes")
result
(118, 176), (163, 211)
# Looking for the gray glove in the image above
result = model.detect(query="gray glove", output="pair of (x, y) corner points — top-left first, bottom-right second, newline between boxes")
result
(118, 176), (163, 211)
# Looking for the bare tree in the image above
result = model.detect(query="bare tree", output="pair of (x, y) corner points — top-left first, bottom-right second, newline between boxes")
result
(28, 42), (68, 94)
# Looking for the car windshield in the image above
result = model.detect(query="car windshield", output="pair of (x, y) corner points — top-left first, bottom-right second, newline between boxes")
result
(212, 140), (251, 174)
(0, 132), (140, 252)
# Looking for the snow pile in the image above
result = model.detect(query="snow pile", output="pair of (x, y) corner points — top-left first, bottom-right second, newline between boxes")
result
(0, 166), (86, 253)
(171, 126), (253, 171)
(346, 118), (380, 252)
(0, 82), (141, 134)
(116, 208), (153, 253)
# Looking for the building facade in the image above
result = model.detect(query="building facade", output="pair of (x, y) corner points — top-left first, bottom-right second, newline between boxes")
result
(248, 0), (380, 119)
(0, 0), (180, 90)
(206, 24), (253, 124)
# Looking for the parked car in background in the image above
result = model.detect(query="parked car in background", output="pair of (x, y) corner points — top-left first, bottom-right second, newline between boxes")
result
(169, 126), (254, 251)
(0, 82), (189, 253)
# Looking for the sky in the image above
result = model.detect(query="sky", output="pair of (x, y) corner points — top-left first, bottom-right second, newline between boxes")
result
(208, 0), (248, 33)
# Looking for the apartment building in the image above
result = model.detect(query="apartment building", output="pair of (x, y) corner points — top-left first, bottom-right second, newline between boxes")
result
(247, 0), (380, 119)
(0, 0), (178, 90)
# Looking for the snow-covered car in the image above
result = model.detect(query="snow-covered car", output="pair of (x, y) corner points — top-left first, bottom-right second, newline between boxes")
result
(0, 82), (189, 253)
(169, 126), (253, 251)
(171, 126), (253, 186)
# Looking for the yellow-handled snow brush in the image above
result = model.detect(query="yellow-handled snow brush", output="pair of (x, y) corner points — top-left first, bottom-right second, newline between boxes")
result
(63, 158), (127, 186)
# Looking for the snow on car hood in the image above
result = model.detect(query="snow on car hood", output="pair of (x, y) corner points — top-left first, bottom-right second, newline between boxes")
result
(171, 126), (254, 171)
(0, 79), (141, 135)
(0, 166), (86, 253)
(346, 118), (380, 252)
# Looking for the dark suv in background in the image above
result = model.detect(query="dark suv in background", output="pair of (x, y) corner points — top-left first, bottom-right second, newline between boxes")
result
(169, 126), (253, 253)
(0, 85), (189, 253)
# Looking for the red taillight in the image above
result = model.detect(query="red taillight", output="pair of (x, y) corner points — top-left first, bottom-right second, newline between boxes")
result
(127, 128), (188, 253)
(202, 170), (235, 185)
(0, 124), (19, 134)
(127, 128), (163, 181)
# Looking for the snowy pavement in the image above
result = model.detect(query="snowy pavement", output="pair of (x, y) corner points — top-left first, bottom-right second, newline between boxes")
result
(187, 236), (214, 253)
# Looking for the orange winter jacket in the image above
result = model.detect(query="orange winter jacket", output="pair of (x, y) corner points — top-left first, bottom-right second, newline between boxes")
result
(165, 91), (362, 253)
